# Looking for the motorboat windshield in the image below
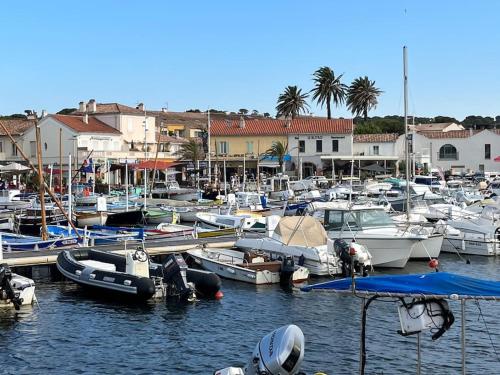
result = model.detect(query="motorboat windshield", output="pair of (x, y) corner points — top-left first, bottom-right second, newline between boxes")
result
(324, 208), (395, 231)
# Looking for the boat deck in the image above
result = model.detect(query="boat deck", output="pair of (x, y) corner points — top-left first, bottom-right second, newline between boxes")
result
(1, 236), (241, 267)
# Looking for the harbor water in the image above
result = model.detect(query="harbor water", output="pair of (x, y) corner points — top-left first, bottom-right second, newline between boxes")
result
(0, 254), (499, 374)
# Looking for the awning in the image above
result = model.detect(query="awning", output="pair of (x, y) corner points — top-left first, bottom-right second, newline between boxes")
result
(130, 160), (178, 170)
(301, 272), (500, 300)
(321, 155), (399, 161)
(360, 163), (389, 172)
(0, 162), (30, 172)
(494, 156), (500, 162)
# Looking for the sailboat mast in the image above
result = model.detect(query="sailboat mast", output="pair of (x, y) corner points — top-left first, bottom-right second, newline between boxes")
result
(404, 46), (411, 220)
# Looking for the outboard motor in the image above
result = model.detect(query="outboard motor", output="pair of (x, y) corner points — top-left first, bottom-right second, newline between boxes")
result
(0, 263), (22, 310)
(280, 256), (295, 287)
(215, 325), (305, 375)
(333, 239), (371, 277)
(162, 254), (196, 302)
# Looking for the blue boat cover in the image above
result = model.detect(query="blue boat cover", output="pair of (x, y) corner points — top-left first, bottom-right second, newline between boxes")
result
(301, 272), (500, 300)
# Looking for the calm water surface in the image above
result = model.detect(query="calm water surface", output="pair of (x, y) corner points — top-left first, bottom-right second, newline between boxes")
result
(0, 254), (499, 374)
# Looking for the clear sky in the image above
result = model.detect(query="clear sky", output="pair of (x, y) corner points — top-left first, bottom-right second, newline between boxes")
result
(1, 1), (499, 120)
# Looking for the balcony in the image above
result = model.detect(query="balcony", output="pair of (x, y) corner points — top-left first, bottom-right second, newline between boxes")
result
(76, 150), (177, 162)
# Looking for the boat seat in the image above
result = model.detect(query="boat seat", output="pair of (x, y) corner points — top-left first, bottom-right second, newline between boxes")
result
(80, 260), (116, 272)
(236, 261), (281, 272)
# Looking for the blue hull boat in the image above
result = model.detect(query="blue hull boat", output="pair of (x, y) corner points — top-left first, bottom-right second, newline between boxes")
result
(0, 232), (79, 251)
(47, 225), (144, 245)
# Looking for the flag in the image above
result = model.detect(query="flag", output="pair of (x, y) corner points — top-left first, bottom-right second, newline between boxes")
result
(80, 158), (94, 173)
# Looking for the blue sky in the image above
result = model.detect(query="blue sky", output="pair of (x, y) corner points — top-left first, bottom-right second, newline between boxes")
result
(1, 1), (499, 120)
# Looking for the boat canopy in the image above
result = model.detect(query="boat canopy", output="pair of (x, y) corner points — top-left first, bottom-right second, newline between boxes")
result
(273, 216), (327, 247)
(301, 272), (500, 300)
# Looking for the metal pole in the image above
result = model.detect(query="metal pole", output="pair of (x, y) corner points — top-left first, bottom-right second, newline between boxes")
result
(107, 157), (110, 195)
(243, 153), (246, 192)
(59, 128), (63, 195)
(223, 157), (227, 200)
(359, 297), (365, 375)
(143, 168), (147, 210)
(35, 120), (48, 240)
(125, 162), (129, 212)
(92, 161), (95, 195)
(144, 106), (148, 160)
(68, 154), (72, 223)
(403, 46), (411, 220)
(208, 109), (211, 185)
(256, 140), (261, 193)
(49, 165), (53, 191)
(461, 299), (466, 375)
(417, 332), (421, 375)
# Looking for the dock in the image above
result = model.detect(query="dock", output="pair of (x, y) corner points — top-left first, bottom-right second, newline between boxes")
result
(0, 236), (239, 267)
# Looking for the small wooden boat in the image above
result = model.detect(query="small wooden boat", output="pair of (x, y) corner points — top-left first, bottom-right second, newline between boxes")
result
(47, 225), (144, 245)
(16, 205), (68, 235)
(0, 231), (79, 251)
(75, 211), (108, 227)
(56, 248), (222, 301)
(195, 212), (266, 232)
(144, 208), (173, 225)
(0, 263), (36, 309)
(106, 209), (145, 227)
(187, 247), (309, 285)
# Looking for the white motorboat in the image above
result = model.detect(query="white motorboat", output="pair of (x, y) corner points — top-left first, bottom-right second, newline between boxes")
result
(75, 211), (108, 227)
(435, 205), (500, 256)
(0, 264), (36, 309)
(235, 215), (372, 276)
(308, 201), (429, 268)
(195, 212), (267, 232)
(187, 247), (309, 285)
(0, 190), (31, 210)
(151, 181), (199, 201)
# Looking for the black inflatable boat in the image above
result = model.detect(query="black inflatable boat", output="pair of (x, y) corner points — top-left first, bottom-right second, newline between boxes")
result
(56, 248), (221, 301)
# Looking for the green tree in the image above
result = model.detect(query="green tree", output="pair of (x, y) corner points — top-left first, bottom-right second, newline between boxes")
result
(433, 115), (458, 124)
(57, 108), (77, 115)
(238, 108), (249, 115)
(263, 112), (271, 118)
(310, 66), (347, 119)
(175, 139), (205, 186)
(276, 86), (309, 119)
(263, 141), (288, 172)
(346, 76), (382, 121)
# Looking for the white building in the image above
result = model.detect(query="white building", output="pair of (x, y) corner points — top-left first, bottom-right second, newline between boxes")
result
(396, 128), (500, 174)
(287, 118), (353, 177)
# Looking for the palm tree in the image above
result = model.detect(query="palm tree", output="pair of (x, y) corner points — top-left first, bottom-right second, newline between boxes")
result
(346, 76), (383, 121)
(276, 86), (309, 119)
(310, 66), (347, 119)
(175, 139), (204, 186)
(263, 140), (288, 172)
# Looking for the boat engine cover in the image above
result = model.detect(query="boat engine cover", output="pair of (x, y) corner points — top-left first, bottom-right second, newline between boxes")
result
(246, 324), (304, 375)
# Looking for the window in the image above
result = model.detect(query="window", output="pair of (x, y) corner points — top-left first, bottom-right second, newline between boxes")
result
(332, 139), (339, 152)
(485, 144), (491, 159)
(373, 145), (379, 155)
(11, 142), (17, 156)
(0, 141), (3, 153)
(246, 141), (254, 154)
(316, 140), (322, 153)
(298, 140), (305, 153)
(439, 144), (458, 160)
(30, 141), (36, 157)
(219, 141), (228, 154)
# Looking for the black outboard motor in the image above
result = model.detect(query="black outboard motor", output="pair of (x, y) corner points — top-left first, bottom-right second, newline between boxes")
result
(333, 239), (353, 277)
(280, 256), (296, 287)
(162, 254), (196, 302)
(0, 264), (22, 310)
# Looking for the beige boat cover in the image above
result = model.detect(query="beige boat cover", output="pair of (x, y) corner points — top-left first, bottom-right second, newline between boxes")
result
(274, 216), (328, 247)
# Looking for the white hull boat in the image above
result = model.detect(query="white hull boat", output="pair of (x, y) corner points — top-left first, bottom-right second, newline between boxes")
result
(0, 264), (36, 309)
(235, 216), (372, 276)
(75, 211), (108, 227)
(196, 212), (266, 232)
(187, 248), (309, 285)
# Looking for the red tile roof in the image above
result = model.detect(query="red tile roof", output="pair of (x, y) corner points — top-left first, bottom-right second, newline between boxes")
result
(0, 118), (35, 135)
(52, 115), (121, 134)
(210, 118), (352, 136)
(418, 130), (479, 139)
(73, 103), (145, 115)
(354, 133), (399, 143)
